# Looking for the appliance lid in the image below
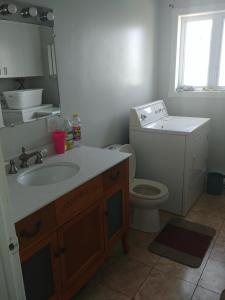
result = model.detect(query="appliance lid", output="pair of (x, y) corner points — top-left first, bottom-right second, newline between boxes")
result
(145, 116), (210, 133)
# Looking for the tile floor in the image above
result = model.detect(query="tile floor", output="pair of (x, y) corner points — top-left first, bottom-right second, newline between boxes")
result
(74, 193), (225, 300)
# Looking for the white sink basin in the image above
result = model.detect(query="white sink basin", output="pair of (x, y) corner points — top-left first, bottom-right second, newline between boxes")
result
(17, 162), (80, 187)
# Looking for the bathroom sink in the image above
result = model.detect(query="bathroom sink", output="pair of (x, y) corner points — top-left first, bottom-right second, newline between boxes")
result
(17, 162), (80, 187)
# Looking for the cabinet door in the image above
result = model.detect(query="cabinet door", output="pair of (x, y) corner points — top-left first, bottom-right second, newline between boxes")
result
(106, 190), (123, 239)
(104, 160), (129, 252)
(20, 233), (61, 300)
(58, 202), (105, 299)
(105, 188), (128, 246)
(22, 23), (43, 77)
(0, 20), (43, 78)
(0, 20), (24, 78)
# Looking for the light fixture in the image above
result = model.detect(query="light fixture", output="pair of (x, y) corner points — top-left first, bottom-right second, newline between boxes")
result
(40, 11), (54, 22)
(21, 7), (38, 18)
(0, 3), (17, 15)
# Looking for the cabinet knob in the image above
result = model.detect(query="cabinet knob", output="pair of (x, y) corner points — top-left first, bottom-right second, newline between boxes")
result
(60, 248), (66, 255)
(54, 247), (66, 258)
(110, 171), (121, 181)
(54, 250), (61, 258)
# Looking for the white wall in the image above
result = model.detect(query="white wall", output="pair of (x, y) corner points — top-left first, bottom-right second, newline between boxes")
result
(0, 258), (9, 300)
(158, 0), (225, 173)
(54, 0), (159, 147)
(0, 0), (159, 159)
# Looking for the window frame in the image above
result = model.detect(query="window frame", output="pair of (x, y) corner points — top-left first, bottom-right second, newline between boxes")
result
(178, 15), (213, 89)
(169, 4), (225, 98)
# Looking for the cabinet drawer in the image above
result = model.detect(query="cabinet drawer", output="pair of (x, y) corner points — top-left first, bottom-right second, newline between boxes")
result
(55, 175), (103, 225)
(103, 162), (125, 190)
(16, 203), (56, 251)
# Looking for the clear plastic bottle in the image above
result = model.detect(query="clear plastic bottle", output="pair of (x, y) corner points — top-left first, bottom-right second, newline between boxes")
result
(63, 117), (74, 150)
(72, 113), (82, 147)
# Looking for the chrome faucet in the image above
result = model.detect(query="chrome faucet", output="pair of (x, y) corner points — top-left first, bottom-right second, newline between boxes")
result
(19, 147), (43, 168)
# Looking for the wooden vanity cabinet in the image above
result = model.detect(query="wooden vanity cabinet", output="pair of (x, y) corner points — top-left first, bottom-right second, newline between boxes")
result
(16, 159), (129, 300)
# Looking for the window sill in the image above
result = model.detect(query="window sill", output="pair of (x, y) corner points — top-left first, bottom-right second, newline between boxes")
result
(168, 91), (225, 99)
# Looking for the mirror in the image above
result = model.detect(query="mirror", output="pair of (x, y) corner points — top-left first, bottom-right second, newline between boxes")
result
(0, 3), (60, 128)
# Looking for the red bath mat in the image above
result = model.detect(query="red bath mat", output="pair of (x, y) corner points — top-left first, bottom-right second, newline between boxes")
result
(149, 218), (216, 268)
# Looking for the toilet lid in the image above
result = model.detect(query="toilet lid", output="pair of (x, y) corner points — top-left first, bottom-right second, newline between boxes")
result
(119, 144), (136, 182)
(130, 178), (169, 200)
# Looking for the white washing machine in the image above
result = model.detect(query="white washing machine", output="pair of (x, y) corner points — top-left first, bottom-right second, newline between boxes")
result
(129, 100), (210, 216)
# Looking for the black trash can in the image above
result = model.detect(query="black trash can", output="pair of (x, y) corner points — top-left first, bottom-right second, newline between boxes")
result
(207, 172), (224, 195)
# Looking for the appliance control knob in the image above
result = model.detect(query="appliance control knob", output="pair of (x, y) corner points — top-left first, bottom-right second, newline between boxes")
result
(141, 114), (147, 120)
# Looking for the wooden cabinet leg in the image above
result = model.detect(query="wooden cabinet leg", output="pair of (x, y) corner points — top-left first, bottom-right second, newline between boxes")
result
(122, 233), (129, 254)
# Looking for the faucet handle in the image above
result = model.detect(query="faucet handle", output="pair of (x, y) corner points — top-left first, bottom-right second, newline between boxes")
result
(35, 151), (43, 164)
(8, 160), (18, 174)
(21, 146), (26, 154)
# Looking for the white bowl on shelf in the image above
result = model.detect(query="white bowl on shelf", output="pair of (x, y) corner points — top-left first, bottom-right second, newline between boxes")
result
(3, 89), (43, 109)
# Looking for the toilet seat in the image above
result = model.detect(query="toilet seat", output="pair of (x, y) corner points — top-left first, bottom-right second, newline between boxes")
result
(130, 178), (168, 200)
(114, 143), (169, 232)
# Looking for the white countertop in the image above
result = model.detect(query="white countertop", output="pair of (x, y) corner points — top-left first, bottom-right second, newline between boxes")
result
(7, 146), (130, 223)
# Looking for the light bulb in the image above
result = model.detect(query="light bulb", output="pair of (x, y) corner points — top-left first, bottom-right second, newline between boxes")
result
(21, 7), (38, 18)
(40, 11), (54, 22)
(0, 3), (17, 15)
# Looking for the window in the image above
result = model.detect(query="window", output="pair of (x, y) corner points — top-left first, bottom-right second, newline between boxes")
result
(176, 11), (225, 92)
(219, 21), (225, 86)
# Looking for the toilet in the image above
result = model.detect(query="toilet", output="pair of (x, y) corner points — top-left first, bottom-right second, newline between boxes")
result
(118, 144), (169, 233)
